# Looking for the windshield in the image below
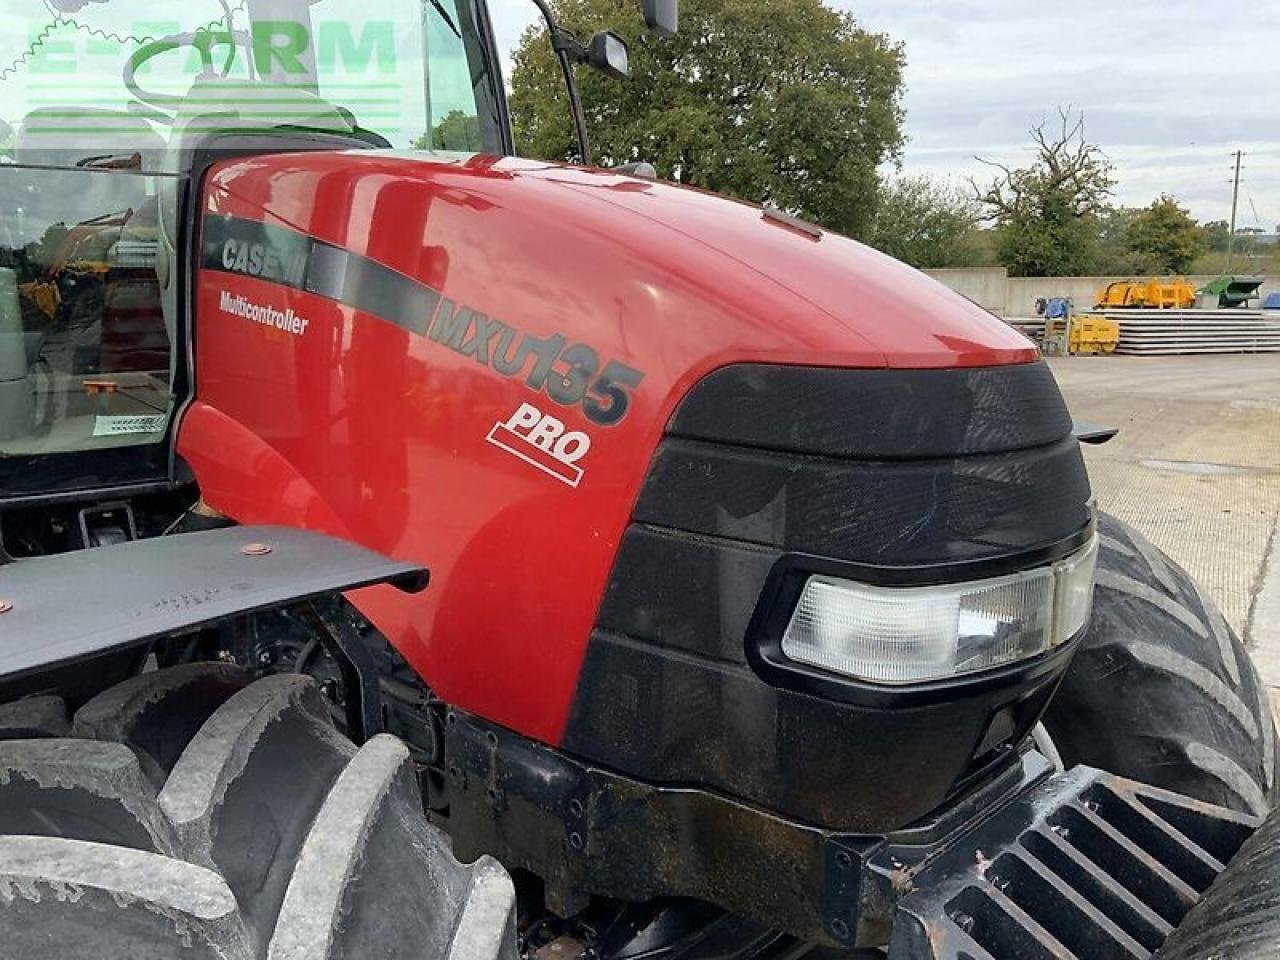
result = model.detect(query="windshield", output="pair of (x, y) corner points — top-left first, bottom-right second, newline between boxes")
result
(0, 0), (506, 163)
(0, 0), (504, 472)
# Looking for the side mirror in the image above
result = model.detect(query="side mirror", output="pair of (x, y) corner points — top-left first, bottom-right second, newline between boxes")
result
(586, 31), (630, 80)
(640, 0), (679, 35)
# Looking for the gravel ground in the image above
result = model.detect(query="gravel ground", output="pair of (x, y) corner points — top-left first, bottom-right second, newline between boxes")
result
(1048, 354), (1280, 712)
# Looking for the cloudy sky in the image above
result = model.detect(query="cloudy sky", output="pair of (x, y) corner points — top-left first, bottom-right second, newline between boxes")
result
(487, 0), (1277, 229)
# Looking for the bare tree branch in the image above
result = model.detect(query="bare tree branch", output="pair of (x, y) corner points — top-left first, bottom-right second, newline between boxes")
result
(971, 107), (1112, 223)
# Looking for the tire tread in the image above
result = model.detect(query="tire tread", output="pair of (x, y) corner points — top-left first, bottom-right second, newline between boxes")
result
(1044, 513), (1279, 817)
(0, 665), (516, 960)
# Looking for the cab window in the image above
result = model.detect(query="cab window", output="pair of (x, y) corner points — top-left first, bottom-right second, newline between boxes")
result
(0, 166), (173, 456)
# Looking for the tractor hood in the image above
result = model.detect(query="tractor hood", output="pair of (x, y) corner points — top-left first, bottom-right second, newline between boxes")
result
(188, 147), (1069, 753)
(204, 150), (1035, 376)
(503, 158), (1036, 369)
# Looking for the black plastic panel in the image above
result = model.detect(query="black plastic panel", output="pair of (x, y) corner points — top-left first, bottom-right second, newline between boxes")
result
(0, 446), (173, 502)
(595, 525), (780, 663)
(567, 360), (1093, 833)
(635, 435), (1090, 565)
(566, 626), (1069, 831)
(667, 362), (1072, 459)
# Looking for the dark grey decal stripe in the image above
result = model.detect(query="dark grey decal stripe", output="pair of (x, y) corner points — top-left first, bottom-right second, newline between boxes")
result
(201, 215), (440, 335)
(200, 215), (646, 426)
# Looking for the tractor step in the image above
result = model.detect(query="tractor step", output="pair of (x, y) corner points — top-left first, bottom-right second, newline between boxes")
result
(883, 766), (1259, 959)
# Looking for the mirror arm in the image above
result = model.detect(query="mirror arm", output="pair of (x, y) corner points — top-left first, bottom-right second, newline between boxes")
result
(527, 0), (593, 166)
(550, 29), (589, 62)
(553, 37), (593, 167)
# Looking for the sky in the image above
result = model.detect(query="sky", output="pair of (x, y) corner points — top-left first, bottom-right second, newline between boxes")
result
(487, 0), (1278, 230)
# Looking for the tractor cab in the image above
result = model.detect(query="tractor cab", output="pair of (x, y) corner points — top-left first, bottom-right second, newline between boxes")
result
(0, 0), (508, 501)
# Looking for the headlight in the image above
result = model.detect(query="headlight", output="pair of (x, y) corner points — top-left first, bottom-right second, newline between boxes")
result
(780, 537), (1098, 686)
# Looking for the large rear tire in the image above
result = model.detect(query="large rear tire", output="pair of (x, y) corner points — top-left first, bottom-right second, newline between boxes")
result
(1042, 512), (1279, 817)
(0, 663), (517, 960)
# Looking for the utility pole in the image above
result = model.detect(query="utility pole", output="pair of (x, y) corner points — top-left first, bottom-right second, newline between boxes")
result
(1226, 150), (1243, 272)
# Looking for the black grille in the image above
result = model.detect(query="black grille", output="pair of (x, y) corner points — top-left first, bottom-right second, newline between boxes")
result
(886, 769), (1258, 959)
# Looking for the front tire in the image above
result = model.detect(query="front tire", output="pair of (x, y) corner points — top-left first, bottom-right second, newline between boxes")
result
(0, 663), (516, 960)
(1156, 802), (1280, 959)
(1042, 513), (1279, 816)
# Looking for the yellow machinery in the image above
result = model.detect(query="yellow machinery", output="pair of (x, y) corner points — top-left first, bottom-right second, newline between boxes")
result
(1043, 315), (1119, 355)
(18, 210), (133, 322)
(1096, 277), (1197, 309)
(1038, 298), (1120, 355)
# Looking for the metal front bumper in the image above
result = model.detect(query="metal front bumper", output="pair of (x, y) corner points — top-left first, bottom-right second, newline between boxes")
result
(884, 766), (1258, 959)
(447, 711), (1259, 955)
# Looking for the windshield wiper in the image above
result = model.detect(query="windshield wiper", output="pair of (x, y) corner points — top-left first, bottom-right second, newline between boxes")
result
(75, 152), (143, 171)
(426, 0), (462, 39)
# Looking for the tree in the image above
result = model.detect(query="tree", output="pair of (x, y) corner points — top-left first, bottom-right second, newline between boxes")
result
(1202, 220), (1231, 253)
(972, 109), (1113, 276)
(1122, 195), (1207, 274)
(413, 110), (483, 152)
(867, 175), (986, 268)
(509, 0), (905, 239)
(1094, 206), (1138, 274)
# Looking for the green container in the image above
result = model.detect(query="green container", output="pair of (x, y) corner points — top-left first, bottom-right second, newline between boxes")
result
(1197, 275), (1265, 309)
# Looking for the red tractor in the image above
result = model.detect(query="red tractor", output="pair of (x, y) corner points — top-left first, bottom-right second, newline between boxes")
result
(0, 3), (1276, 958)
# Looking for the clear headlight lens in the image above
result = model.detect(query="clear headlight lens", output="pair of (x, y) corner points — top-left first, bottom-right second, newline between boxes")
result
(780, 537), (1098, 685)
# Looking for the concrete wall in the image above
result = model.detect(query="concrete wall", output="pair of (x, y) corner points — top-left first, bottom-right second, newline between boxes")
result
(924, 268), (1279, 317)
(921, 267), (1008, 315)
